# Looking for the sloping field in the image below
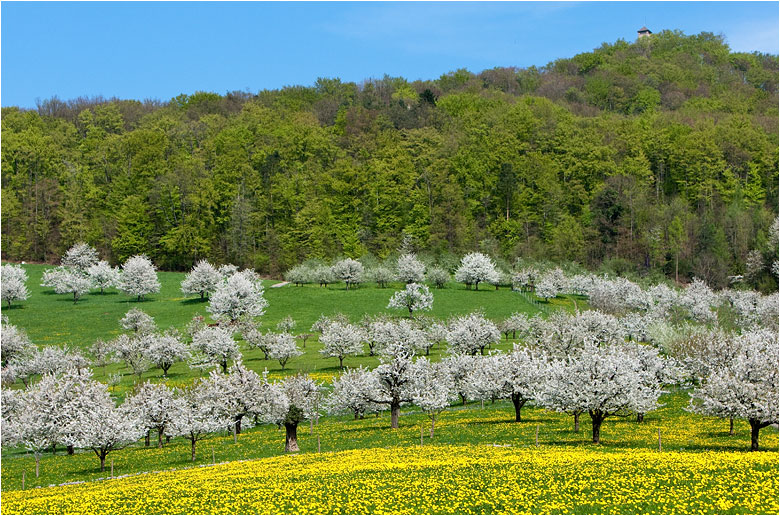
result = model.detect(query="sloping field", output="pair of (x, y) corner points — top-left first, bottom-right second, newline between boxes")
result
(3, 445), (777, 515)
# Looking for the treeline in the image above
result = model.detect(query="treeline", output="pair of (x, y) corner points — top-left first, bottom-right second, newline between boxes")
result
(1, 30), (778, 290)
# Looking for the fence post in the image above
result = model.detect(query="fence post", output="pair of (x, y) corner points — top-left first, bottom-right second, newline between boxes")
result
(317, 433), (321, 453)
(420, 424), (424, 447)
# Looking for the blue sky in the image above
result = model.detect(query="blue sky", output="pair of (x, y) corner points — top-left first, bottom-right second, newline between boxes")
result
(2, 1), (778, 108)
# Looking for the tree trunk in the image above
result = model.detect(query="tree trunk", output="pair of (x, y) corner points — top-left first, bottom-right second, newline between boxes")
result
(511, 393), (525, 422)
(191, 439), (197, 461)
(430, 414), (436, 438)
(675, 254), (679, 284)
(99, 453), (106, 472)
(162, 364), (170, 376)
(590, 410), (605, 444)
(221, 360), (228, 374)
(390, 401), (400, 429)
(285, 422), (299, 452)
(749, 419), (768, 451)
(574, 412), (580, 432)
(339, 356), (344, 369)
(35, 454), (40, 478)
(158, 429), (164, 448)
(67, 445), (74, 455)
(461, 394), (467, 406)
(145, 429), (151, 447)
(729, 417), (734, 436)
(637, 413), (644, 423)
(235, 416), (243, 435)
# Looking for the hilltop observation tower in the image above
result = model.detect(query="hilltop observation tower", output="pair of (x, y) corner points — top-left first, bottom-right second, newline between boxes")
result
(637, 26), (653, 39)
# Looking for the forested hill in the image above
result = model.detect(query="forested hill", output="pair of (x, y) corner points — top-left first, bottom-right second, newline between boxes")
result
(2, 30), (778, 289)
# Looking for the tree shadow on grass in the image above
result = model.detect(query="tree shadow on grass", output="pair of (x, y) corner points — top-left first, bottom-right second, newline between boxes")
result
(181, 297), (209, 306)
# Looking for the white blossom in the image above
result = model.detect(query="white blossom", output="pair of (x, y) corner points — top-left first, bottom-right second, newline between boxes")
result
(1, 264), (29, 308)
(272, 374), (322, 452)
(63, 375), (143, 471)
(311, 265), (335, 287)
(168, 379), (234, 461)
(110, 334), (151, 379)
(276, 316), (297, 333)
(426, 266), (450, 289)
(441, 354), (477, 405)
(145, 330), (189, 376)
(319, 321), (365, 369)
(1, 319), (36, 368)
(498, 312), (531, 340)
(326, 366), (381, 419)
(744, 249), (765, 282)
(87, 261), (120, 294)
(455, 252), (499, 290)
(410, 358), (454, 437)
(396, 253), (425, 283)
(688, 329), (778, 451)
(535, 267), (568, 300)
(446, 312), (500, 356)
(678, 278), (717, 323)
(120, 308), (156, 334)
(118, 255), (161, 301)
(367, 265), (394, 288)
(61, 242), (99, 271)
(538, 341), (665, 443)
(267, 332), (303, 369)
(332, 258), (364, 290)
(387, 283), (433, 317)
(511, 267), (539, 291)
(207, 269), (267, 323)
(368, 343), (418, 428)
(217, 264), (239, 280)
(284, 264), (313, 287)
(588, 276), (647, 314)
(181, 260), (221, 300)
(42, 266), (94, 303)
(124, 381), (177, 447)
(189, 326), (242, 374)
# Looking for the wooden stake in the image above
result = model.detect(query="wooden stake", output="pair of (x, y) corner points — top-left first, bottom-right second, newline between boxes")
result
(110, 459), (114, 478)
(658, 428), (662, 452)
(420, 424), (424, 447)
(317, 433), (321, 453)
(535, 425), (539, 446)
(22, 471), (25, 490)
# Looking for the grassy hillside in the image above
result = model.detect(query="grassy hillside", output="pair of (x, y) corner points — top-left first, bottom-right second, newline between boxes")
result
(2, 263), (576, 397)
(1, 389), (777, 495)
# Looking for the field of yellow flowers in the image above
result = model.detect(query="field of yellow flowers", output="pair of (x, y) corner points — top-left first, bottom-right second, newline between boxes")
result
(2, 444), (777, 514)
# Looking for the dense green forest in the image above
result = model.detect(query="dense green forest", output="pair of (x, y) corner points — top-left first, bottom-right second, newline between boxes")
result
(2, 30), (778, 289)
